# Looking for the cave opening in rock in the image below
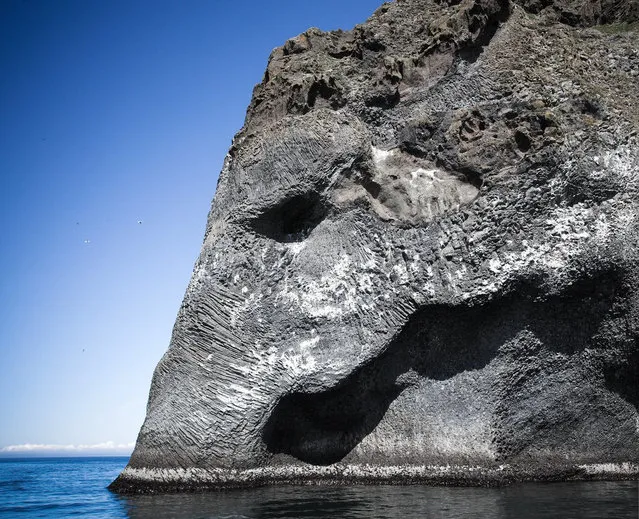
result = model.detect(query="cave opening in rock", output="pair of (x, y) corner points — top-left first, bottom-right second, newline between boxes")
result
(261, 269), (631, 465)
(250, 192), (328, 243)
(307, 78), (343, 109)
(514, 130), (532, 152)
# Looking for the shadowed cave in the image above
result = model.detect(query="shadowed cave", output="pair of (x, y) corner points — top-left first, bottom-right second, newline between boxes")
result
(249, 192), (329, 243)
(262, 269), (635, 465)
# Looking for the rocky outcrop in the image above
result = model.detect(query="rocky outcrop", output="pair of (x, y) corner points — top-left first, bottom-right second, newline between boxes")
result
(110, 0), (639, 493)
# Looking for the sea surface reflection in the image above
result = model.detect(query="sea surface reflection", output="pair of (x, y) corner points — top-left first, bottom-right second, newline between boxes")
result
(0, 458), (636, 518)
(118, 481), (638, 519)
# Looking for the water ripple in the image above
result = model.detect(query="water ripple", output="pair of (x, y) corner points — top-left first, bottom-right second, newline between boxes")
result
(0, 458), (637, 518)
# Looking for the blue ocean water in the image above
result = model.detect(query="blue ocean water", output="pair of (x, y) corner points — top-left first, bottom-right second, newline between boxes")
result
(0, 457), (636, 518)
(0, 457), (127, 518)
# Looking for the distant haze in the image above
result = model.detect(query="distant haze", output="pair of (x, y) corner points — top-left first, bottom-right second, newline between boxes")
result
(0, 442), (133, 457)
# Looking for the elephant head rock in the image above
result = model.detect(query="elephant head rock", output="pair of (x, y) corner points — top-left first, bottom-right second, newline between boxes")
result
(111, 0), (639, 492)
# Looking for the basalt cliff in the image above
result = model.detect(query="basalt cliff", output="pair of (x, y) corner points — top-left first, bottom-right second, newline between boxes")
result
(111, 0), (639, 492)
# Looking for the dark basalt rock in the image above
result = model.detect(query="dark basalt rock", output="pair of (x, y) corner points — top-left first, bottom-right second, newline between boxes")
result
(110, 0), (639, 493)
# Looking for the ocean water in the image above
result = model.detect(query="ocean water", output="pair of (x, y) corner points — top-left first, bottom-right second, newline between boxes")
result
(0, 457), (636, 518)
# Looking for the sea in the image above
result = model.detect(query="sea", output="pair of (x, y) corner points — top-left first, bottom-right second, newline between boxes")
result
(0, 457), (636, 518)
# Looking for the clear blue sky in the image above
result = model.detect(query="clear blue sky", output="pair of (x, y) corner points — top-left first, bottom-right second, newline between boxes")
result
(0, 0), (384, 456)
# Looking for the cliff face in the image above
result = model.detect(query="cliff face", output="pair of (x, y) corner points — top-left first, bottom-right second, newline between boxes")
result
(111, 0), (639, 492)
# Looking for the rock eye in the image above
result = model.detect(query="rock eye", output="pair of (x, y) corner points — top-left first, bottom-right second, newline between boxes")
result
(250, 192), (328, 243)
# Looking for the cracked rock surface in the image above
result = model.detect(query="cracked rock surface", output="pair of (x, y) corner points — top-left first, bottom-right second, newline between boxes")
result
(110, 0), (639, 492)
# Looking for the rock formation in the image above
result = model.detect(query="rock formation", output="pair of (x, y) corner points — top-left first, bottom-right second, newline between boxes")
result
(110, 0), (639, 492)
